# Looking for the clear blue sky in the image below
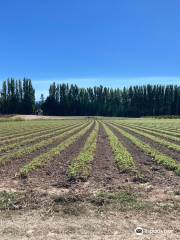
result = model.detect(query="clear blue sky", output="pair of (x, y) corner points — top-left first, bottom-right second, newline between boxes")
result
(0, 0), (180, 99)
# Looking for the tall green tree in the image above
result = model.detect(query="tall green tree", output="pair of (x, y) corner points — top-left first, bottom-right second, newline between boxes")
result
(0, 78), (35, 114)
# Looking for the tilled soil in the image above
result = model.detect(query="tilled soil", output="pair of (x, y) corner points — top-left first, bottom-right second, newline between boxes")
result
(0, 121), (179, 193)
(1, 120), (179, 240)
(121, 125), (180, 145)
(108, 124), (180, 188)
(89, 124), (125, 187)
(119, 125), (180, 162)
(0, 124), (67, 147)
(0, 124), (88, 181)
(0, 125), (76, 159)
(21, 123), (95, 188)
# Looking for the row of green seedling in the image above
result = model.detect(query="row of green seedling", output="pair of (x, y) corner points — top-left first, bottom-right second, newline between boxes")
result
(130, 123), (180, 133)
(19, 122), (94, 176)
(113, 120), (180, 131)
(0, 122), (84, 154)
(115, 122), (180, 141)
(117, 122), (180, 143)
(0, 126), (50, 139)
(118, 122), (180, 137)
(0, 121), (62, 135)
(0, 120), (84, 141)
(0, 125), (64, 142)
(0, 121), (90, 166)
(0, 119), (83, 135)
(68, 121), (99, 180)
(103, 123), (136, 173)
(0, 120), (86, 145)
(109, 123), (180, 176)
(112, 123), (180, 151)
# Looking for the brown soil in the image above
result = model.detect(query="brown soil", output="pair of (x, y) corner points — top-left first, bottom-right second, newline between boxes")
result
(108, 124), (180, 188)
(0, 121), (179, 240)
(1, 121), (179, 191)
(0, 124), (68, 147)
(19, 123), (95, 188)
(122, 125), (180, 145)
(0, 126), (74, 158)
(0, 124), (88, 181)
(89, 124), (125, 187)
(119, 125), (180, 162)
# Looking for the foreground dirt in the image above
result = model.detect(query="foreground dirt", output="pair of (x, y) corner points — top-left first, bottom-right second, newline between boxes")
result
(0, 207), (179, 240)
(0, 173), (179, 239)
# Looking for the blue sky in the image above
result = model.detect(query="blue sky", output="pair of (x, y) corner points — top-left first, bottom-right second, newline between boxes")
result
(0, 0), (180, 99)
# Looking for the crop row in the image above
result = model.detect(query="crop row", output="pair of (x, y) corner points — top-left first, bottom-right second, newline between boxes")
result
(117, 122), (180, 143)
(0, 125), (50, 139)
(117, 122), (180, 138)
(0, 122), (51, 135)
(113, 123), (180, 152)
(0, 123), (71, 145)
(119, 121), (180, 134)
(108, 123), (180, 176)
(0, 121), (61, 135)
(138, 125), (180, 133)
(135, 123), (180, 132)
(0, 121), (83, 154)
(0, 120), (85, 142)
(68, 121), (99, 179)
(103, 123), (135, 172)
(0, 120), (86, 145)
(0, 121), (90, 166)
(19, 121), (94, 176)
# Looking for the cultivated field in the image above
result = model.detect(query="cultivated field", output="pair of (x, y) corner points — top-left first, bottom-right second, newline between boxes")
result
(0, 118), (180, 239)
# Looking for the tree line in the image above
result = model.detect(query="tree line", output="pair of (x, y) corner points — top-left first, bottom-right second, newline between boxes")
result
(42, 83), (180, 117)
(0, 78), (35, 114)
(0, 79), (180, 117)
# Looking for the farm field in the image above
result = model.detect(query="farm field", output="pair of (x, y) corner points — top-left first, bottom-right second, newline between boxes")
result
(0, 118), (180, 239)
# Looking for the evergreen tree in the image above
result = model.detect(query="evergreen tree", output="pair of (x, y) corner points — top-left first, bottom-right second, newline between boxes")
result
(0, 78), (35, 114)
(0, 79), (180, 117)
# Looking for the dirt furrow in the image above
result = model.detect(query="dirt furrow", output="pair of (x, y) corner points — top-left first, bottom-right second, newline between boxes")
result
(89, 124), (125, 187)
(20, 123), (95, 188)
(0, 124), (89, 180)
(118, 125), (180, 162)
(108, 124), (180, 188)
(120, 124), (180, 145)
